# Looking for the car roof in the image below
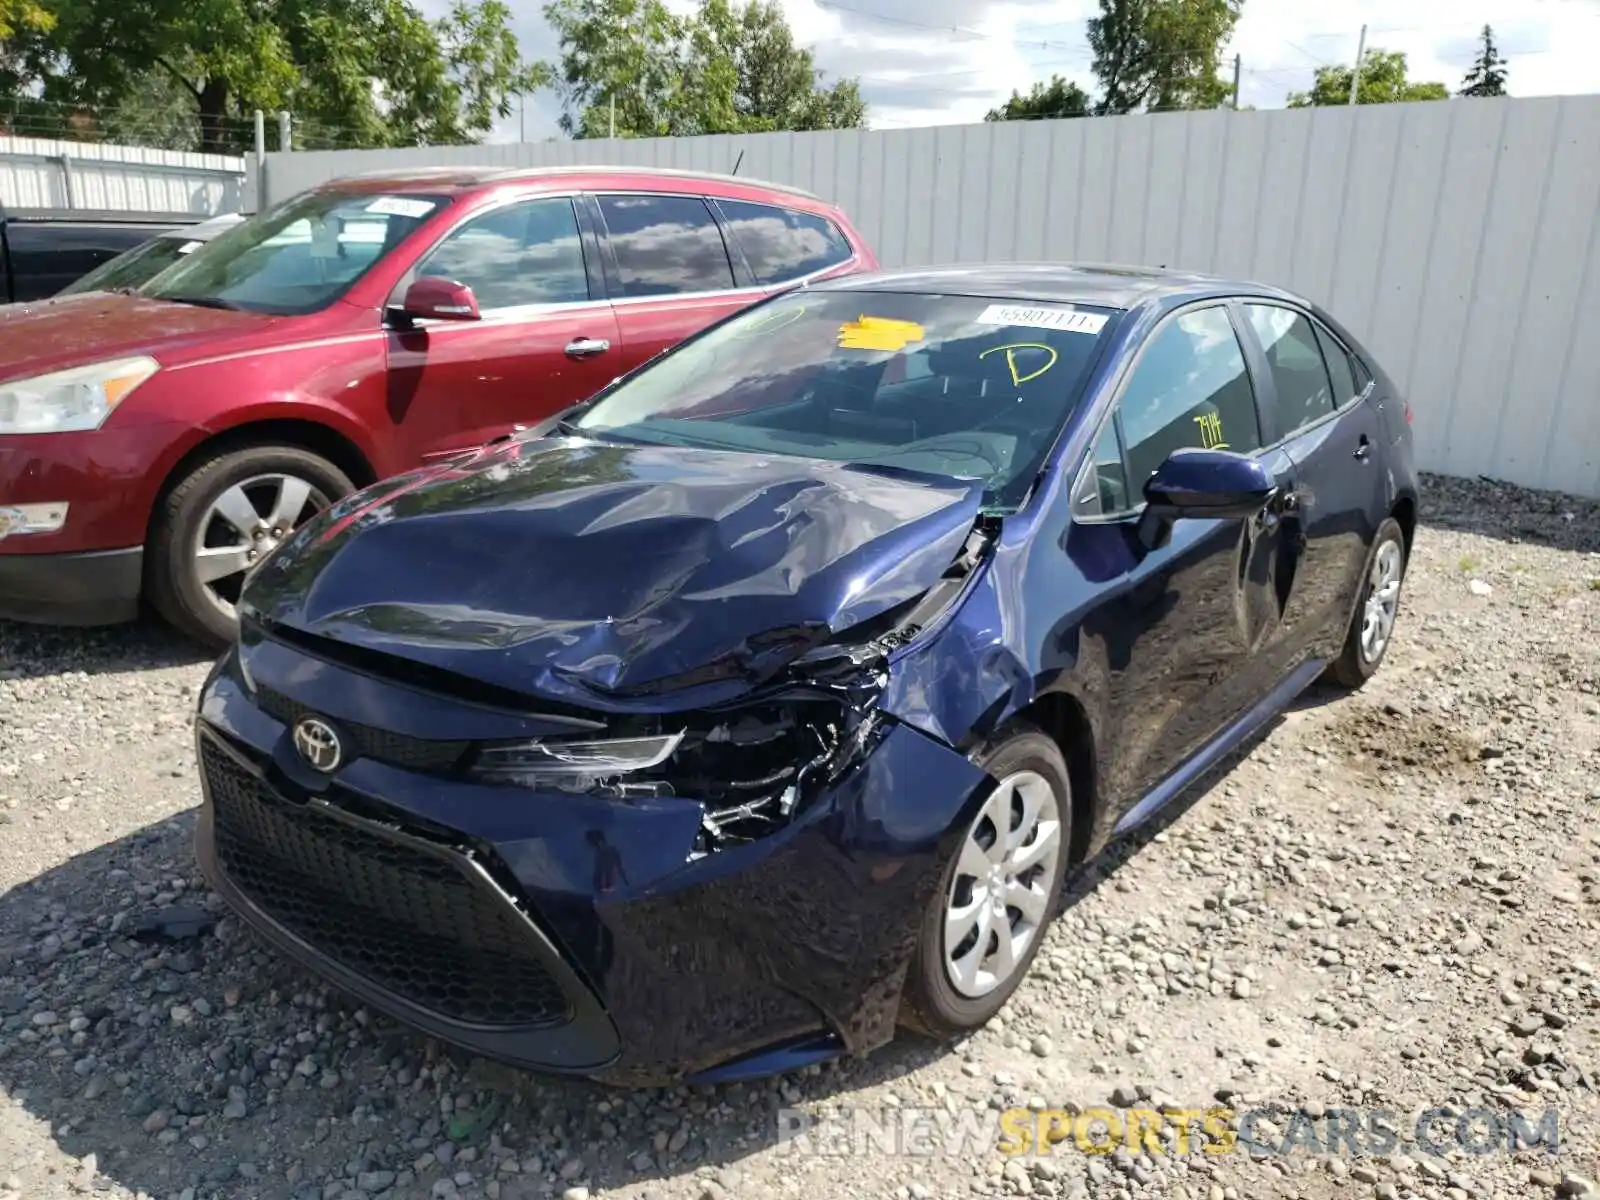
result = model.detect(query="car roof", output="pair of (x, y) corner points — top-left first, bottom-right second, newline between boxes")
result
(810, 262), (1302, 310)
(318, 165), (821, 204)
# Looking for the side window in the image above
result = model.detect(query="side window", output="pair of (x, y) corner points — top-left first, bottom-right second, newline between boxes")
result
(597, 194), (736, 297)
(1118, 306), (1263, 489)
(1245, 304), (1336, 438)
(717, 199), (853, 284)
(1350, 349), (1373, 391)
(418, 198), (588, 309)
(1313, 322), (1358, 408)
(1073, 421), (1129, 517)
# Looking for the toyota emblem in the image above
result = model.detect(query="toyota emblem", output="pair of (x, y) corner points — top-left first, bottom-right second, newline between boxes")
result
(292, 716), (343, 773)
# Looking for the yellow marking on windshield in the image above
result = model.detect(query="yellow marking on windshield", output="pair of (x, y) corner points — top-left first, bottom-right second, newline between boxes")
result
(837, 316), (925, 352)
(1193, 412), (1229, 449)
(979, 342), (1059, 387)
(736, 305), (808, 336)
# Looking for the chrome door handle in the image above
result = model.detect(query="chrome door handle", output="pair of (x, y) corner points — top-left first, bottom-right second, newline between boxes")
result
(1353, 435), (1372, 461)
(565, 338), (610, 358)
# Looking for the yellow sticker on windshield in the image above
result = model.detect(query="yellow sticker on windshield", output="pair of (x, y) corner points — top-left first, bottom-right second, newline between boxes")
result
(838, 316), (925, 352)
(979, 342), (1059, 386)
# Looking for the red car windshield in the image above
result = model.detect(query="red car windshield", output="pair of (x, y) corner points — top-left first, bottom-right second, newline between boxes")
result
(141, 190), (449, 315)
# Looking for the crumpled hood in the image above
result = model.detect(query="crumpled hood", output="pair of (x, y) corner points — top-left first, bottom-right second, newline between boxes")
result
(245, 437), (985, 705)
(0, 292), (268, 381)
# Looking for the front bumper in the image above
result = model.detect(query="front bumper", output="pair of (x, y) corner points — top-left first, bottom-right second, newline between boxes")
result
(193, 643), (988, 1086)
(0, 545), (142, 624)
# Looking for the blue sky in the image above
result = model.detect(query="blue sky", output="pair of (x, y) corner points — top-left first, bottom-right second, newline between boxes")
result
(455, 0), (1600, 140)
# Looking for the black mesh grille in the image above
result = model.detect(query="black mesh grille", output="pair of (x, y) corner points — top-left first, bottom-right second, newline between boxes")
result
(254, 685), (470, 773)
(202, 737), (571, 1028)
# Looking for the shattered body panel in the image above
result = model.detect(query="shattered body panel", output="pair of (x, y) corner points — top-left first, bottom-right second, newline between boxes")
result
(243, 437), (984, 709)
(194, 649), (987, 1084)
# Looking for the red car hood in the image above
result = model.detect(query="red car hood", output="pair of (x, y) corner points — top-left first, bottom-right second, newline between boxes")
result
(0, 292), (273, 381)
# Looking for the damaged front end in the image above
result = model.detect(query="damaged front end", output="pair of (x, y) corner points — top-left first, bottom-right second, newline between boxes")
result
(452, 517), (999, 860)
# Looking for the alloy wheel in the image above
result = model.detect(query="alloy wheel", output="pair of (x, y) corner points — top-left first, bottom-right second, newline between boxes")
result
(192, 473), (329, 621)
(1360, 539), (1404, 664)
(943, 769), (1063, 999)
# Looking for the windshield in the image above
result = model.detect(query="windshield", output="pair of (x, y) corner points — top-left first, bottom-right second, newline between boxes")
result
(573, 289), (1117, 510)
(140, 190), (448, 315)
(59, 235), (189, 295)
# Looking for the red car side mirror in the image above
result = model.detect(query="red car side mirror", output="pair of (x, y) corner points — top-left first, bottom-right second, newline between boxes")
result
(400, 277), (481, 321)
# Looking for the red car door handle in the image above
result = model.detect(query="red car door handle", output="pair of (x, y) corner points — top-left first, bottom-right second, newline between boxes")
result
(565, 338), (611, 358)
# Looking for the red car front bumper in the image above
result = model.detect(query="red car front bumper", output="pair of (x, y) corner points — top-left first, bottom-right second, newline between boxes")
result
(0, 421), (193, 625)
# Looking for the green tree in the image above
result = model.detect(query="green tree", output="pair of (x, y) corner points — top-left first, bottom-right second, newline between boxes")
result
(1459, 25), (1508, 98)
(0, 0), (52, 41)
(544, 0), (864, 138)
(1287, 49), (1449, 107)
(1087, 0), (1241, 115)
(985, 75), (1091, 122)
(14, 0), (547, 154)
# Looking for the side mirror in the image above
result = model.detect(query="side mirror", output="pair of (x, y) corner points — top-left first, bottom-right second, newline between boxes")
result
(399, 276), (481, 322)
(1135, 447), (1277, 550)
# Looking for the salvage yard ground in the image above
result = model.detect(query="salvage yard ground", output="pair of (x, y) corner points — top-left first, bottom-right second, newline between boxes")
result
(1, 473), (1598, 1200)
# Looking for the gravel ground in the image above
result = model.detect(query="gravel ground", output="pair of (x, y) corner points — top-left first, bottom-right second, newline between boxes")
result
(1, 472), (1598, 1200)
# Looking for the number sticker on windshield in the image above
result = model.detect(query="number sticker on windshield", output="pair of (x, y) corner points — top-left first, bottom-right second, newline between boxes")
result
(364, 197), (437, 219)
(975, 303), (1107, 335)
(837, 316), (925, 352)
(979, 342), (1059, 386)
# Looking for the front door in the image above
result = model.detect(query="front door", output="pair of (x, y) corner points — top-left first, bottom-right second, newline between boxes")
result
(590, 193), (760, 375)
(384, 196), (622, 463)
(1064, 303), (1282, 810)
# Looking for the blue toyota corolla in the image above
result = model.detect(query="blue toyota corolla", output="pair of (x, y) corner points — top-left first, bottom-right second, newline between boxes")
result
(193, 265), (1418, 1087)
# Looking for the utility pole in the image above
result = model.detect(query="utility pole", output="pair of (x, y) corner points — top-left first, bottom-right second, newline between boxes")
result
(519, 92), (525, 141)
(609, 94), (616, 138)
(1349, 24), (1368, 105)
(1231, 54), (1241, 110)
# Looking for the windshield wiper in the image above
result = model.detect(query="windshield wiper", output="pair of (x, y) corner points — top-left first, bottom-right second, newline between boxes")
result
(156, 294), (245, 311)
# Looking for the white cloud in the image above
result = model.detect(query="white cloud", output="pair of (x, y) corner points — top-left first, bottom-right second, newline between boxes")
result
(475, 0), (1600, 140)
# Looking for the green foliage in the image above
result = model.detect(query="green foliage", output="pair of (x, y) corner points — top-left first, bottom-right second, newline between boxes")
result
(0, 0), (52, 40)
(1286, 49), (1450, 107)
(543, 0), (865, 138)
(1087, 0), (1241, 115)
(985, 75), (1091, 122)
(1459, 25), (1508, 98)
(7, 0), (544, 153)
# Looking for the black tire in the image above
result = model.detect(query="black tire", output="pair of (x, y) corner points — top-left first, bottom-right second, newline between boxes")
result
(1325, 516), (1408, 690)
(900, 725), (1073, 1039)
(147, 445), (354, 647)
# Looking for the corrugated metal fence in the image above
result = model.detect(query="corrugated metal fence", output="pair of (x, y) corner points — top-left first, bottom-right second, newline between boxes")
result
(0, 137), (246, 215)
(261, 96), (1600, 498)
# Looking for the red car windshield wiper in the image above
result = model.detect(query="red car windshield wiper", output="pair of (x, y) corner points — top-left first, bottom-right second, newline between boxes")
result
(157, 294), (245, 312)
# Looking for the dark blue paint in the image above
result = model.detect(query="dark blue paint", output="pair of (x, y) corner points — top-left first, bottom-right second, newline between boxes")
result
(194, 265), (1419, 1087)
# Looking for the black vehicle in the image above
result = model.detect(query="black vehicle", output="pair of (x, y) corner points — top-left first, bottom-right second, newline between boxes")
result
(0, 206), (197, 303)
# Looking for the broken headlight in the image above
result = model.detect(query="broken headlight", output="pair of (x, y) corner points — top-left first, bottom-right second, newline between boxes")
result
(465, 699), (882, 856)
(469, 732), (685, 793)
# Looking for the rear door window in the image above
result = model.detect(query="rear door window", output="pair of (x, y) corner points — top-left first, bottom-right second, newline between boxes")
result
(1245, 303), (1337, 439)
(596, 194), (736, 297)
(717, 199), (854, 284)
